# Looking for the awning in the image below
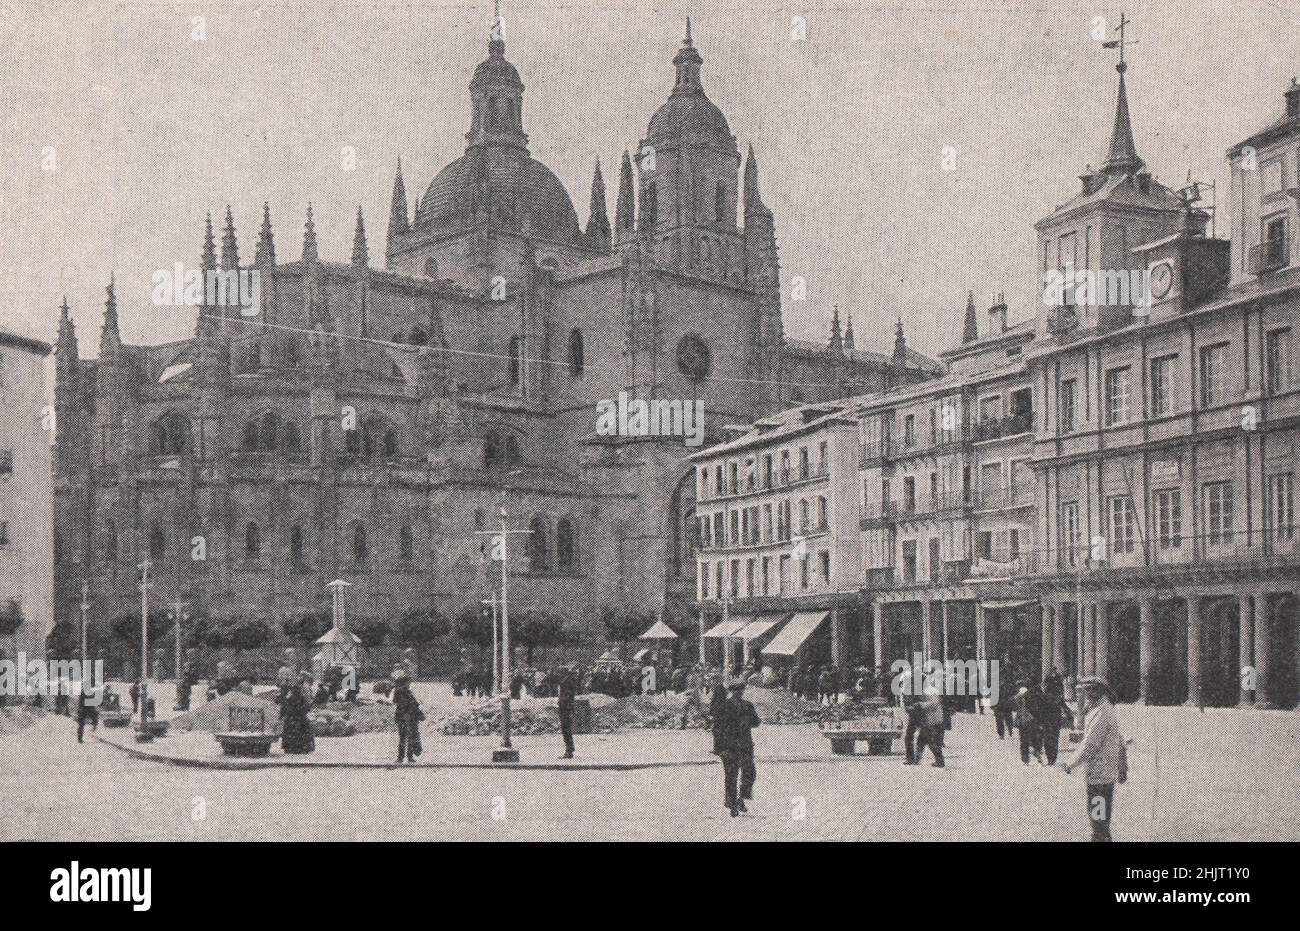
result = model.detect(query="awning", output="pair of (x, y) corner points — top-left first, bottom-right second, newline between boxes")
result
(737, 614), (787, 642)
(638, 619), (679, 640)
(762, 611), (828, 656)
(632, 648), (652, 662)
(703, 619), (748, 639)
(980, 599), (1037, 610)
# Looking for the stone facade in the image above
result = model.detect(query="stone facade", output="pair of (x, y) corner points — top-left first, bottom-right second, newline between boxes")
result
(50, 22), (933, 652)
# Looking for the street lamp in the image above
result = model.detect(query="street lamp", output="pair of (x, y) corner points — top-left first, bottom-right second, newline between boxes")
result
(475, 507), (530, 763)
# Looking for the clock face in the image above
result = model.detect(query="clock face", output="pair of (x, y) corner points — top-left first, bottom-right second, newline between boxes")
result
(1149, 260), (1175, 300)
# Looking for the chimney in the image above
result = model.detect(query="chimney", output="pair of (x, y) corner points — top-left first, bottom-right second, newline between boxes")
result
(988, 293), (1008, 334)
(1287, 77), (1300, 119)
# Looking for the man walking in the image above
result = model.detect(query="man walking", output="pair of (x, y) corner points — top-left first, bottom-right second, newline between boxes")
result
(913, 678), (946, 767)
(392, 670), (423, 764)
(1014, 685), (1044, 765)
(1039, 667), (1066, 764)
(1062, 676), (1126, 842)
(557, 667), (577, 759)
(715, 679), (760, 817)
(76, 681), (99, 743)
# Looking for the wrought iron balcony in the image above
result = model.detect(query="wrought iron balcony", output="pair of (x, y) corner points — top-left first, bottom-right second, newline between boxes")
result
(1248, 237), (1289, 275)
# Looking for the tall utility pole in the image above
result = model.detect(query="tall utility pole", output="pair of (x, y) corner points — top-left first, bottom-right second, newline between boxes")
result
(170, 599), (187, 681)
(136, 559), (152, 737)
(475, 509), (531, 763)
(481, 591), (499, 695)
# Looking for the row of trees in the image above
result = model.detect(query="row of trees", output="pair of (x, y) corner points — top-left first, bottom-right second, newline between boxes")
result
(50, 603), (690, 661)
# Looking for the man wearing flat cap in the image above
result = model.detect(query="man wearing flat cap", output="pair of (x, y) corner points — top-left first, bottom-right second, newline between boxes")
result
(1062, 676), (1127, 841)
(715, 678), (761, 817)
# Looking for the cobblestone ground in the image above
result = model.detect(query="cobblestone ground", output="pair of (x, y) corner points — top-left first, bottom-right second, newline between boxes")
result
(2, 703), (1296, 841)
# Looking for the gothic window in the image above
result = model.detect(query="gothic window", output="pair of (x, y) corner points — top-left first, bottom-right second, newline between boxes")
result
(352, 523), (368, 562)
(242, 420), (260, 453)
(409, 326), (428, 346)
(556, 517), (576, 571)
(484, 431), (503, 467)
(151, 412), (190, 456)
(676, 334), (712, 383)
(149, 526), (165, 561)
(283, 422), (303, 461)
(504, 435), (521, 465)
(528, 515), (549, 571)
(399, 524), (414, 562)
(345, 427), (362, 456)
(568, 329), (585, 376)
(508, 335), (522, 385)
(245, 522), (261, 559)
(290, 525), (304, 564)
(716, 181), (727, 223)
(383, 429), (399, 459)
(641, 182), (658, 230)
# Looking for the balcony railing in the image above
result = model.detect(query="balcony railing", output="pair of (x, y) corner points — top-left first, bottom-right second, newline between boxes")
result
(973, 411), (1035, 442)
(1248, 237), (1289, 275)
(972, 484), (1035, 510)
(859, 501), (898, 525)
(859, 430), (968, 468)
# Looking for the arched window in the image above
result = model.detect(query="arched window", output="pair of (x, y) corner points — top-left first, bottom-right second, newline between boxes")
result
(245, 522), (261, 558)
(345, 426), (362, 456)
(383, 429), (399, 459)
(104, 520), (117, 564)
(528, 515), (549, 572)
(716, 181), (727, 223)
(484, 431), (503, 467)
(409, 326), (428, 346)
(149, 526), (165, 561)
(556, 518), (576, 571)
(290, 525), (304, 564)
(283, 422), (303, 461)
(504, 97), (516, 128)
(504, 435), (521, 465)
(242, 420), (260, 453)
(508, 335), (522, 386)
(400, 524), (414, 562)
(487, 96), (500, 128)
(352, 524), (368, 562)
(568, 328), (585, 376)
(641, 182), (658, 230)
(151, 412), (190, 456)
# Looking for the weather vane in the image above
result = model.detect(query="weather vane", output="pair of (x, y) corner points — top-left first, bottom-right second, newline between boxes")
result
(1102, 11), (1137, 72)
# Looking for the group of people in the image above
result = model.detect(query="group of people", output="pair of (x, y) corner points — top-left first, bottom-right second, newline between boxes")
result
(991, 667), (1073, 766)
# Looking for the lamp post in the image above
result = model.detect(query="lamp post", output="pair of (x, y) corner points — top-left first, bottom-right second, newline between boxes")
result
(481, 591), (500, 695)
(169, 599), (187, 681)
(135, 560), (152, 740)
(475, 508), (531, 763)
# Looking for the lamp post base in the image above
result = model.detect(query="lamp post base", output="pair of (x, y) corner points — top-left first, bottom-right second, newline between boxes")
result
(492, 747), (520, 763)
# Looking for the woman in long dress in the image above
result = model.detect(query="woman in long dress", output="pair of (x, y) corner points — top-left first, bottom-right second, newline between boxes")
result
(280, 673), (316, 754)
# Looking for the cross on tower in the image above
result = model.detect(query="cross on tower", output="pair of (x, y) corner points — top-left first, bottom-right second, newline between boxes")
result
(1103, 11), (1137, 72)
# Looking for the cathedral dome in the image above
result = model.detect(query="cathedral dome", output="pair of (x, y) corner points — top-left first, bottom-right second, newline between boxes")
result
(648, 94), (733, 144)
(415, 148), (581, 242)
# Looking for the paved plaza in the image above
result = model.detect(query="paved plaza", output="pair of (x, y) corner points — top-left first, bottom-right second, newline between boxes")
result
(2, 696), (1296, 842)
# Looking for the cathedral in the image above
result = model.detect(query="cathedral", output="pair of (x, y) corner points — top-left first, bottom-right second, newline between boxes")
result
(50, 17), (936, 653)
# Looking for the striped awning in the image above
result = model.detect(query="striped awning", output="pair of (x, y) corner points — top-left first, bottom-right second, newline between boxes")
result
(703, 618), (749, 639)
(762, 611), (828, 656)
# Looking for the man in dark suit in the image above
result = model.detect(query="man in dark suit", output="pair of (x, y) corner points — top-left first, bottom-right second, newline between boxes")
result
(716, 679), (761, 817)
(557, 668), (577, 759)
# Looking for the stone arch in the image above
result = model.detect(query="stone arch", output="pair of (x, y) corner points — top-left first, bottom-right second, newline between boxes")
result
(150, 411), (191, 456)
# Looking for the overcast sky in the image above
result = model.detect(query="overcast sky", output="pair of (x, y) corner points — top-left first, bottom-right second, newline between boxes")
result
(2, 0), (1298, 359)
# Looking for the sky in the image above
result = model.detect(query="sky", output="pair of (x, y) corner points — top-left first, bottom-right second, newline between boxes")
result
(2, 0), (1298, 361)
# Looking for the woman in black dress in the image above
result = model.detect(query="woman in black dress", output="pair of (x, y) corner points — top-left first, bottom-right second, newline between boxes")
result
(280, 673), (316, 754)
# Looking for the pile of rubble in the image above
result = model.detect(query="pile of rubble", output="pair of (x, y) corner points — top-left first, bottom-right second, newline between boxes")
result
(437, 687), (884, 736)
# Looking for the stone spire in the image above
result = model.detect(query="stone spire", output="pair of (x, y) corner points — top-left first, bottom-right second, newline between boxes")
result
(829, 304), (844, 353)
(254, 201), (276, 266)
(99, 273), (120, 355)
(963, 290), (978, 343)
(672, 17), (704, 96)
(201, 211), (217, 272)
(844, 312), (855, 352)
(615, 150), (636, 237)
(220, 206), (239, 270)
(387, 157), (409, 254)
(351, 206), (369, 267)
(1100, 61), (1143, 176)
(743, 144), (768, 218)
(302, 203), (319, 264)
(585, 158), (611, 250)
(893, 317), (907, 365)
(56, 296), (78, 365)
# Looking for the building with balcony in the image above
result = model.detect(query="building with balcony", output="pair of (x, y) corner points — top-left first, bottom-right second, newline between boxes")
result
(0, 325), (54, 666)
(690, 402), (868, 671)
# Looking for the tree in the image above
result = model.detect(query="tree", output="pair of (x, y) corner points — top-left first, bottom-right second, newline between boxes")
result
(397, 609), (450, 647)
(514, 610), (568, 665)
(226, 618), (271, 649)
(354, 618), (391, 647)
(109, 611), (171, 646)
(454, 605), (494, 650)
(600, 605), (652, 648)
(283, 611), (331, 645)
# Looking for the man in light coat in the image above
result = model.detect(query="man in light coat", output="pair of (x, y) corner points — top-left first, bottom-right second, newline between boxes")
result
(1062, 676), (1126, 841)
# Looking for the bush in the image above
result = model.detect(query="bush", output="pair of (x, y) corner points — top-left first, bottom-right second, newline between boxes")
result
(514, 610), (568, 665)
(454, 605), (494, 649)
(283, 612), (332, 645)
(353, 618), (391, 647)
(226, 618), (271, 649)
(397, 610), (450, 647)
(600, 605), (653, 646)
